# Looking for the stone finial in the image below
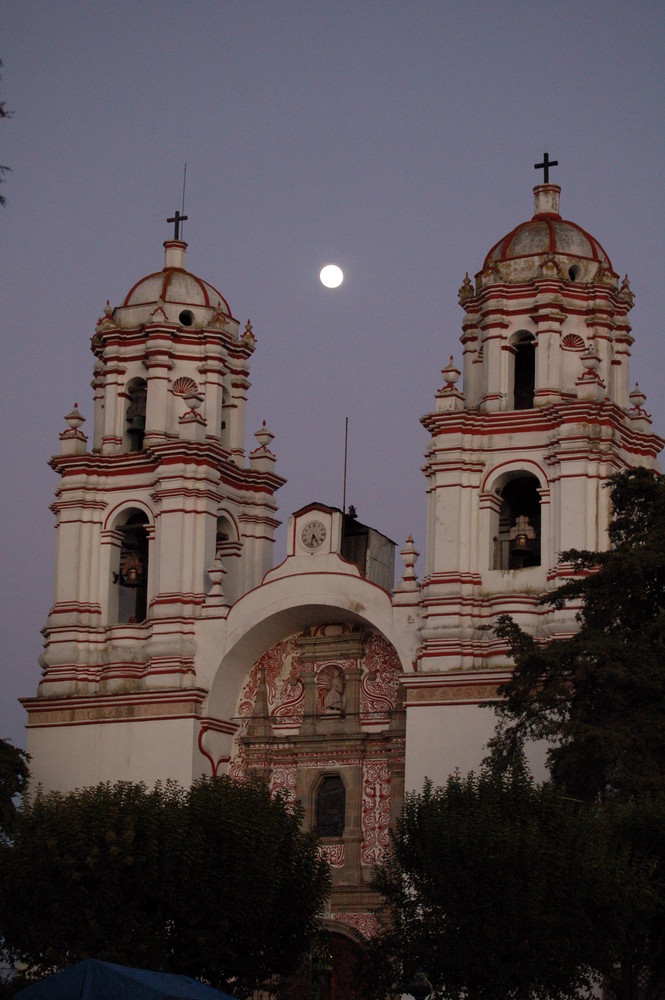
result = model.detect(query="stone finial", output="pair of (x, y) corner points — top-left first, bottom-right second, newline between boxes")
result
(65, 403), (85, 431)
(580, 346), (601, 373)
(441, 356), (461, 389)
(436, 356), (464, 412)
(628, 382), (652, 425)
(203, 552), (230, 614)
(629, 383), (647, 411)
(620, 274), (635, 305)
(575, 345), (606, 400)
(59, 404), (88, 455)
(254, 420), (275, 450)
(184, 391), (203, 411)
(242, 320), (256, 346)
(95, 299), (116, 334)
(179, 391), (206, 441)
(458, 273), (473, 304)
(250, 421), (276, 471)
(396, 535), (420, 591)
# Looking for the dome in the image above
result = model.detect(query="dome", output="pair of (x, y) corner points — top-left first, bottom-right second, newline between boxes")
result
(481, 185), (615, 284)
(113, 240), (233, 330)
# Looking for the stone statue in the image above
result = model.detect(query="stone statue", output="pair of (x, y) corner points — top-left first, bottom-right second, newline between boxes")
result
(324, 668), (345, 715)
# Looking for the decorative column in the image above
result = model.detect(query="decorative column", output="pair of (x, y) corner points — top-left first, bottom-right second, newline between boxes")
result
(144, 322), (174, 443)
(532, 299), (565, 405)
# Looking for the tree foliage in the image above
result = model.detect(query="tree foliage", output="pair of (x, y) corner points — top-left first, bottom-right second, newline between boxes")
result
(170, 776), (331, 993)
(365, 764), (613, 1000)
(0, 739), (29, 839)
(490, 467), (665, 804)
(0, 777), (330, 997)
(484, 467), (665, 998)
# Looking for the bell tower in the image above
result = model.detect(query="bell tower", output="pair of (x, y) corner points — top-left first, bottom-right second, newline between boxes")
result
(419, 169), (663, 671)
(28, 225), (285, 763)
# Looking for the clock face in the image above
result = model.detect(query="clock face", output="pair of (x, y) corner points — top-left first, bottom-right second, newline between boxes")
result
(301, 520), (327, 550)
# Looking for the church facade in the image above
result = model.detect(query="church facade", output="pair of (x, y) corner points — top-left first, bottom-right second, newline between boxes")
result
(23, 177), (663, 939)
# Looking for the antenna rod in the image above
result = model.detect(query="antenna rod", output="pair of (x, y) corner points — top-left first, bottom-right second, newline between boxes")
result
(181, 163), (187, 230)
(342, 417), (348, 513)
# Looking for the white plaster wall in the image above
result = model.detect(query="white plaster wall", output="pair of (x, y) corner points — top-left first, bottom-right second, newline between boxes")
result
(405, 704), (497, 791)
(405, 703), (548, 792)
(27, 718), (200, 793)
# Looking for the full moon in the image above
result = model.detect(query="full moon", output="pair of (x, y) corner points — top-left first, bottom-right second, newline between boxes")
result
(320, 264), (344, 288)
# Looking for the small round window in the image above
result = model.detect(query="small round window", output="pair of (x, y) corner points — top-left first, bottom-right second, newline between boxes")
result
(568, 265), (581, 282)
(179, 309), (194, 327)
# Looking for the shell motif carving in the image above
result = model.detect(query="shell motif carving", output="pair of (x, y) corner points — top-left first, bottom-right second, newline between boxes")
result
(561, 333), (586, 352)
(171, 376), (199, 396)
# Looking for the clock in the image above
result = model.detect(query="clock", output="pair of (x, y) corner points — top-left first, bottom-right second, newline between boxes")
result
(301, 520), (327, 550)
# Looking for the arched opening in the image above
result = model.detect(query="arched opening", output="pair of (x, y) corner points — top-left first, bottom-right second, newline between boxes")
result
(114, 510), (149, 623)
(316, 774), (346, 838)
(220, 386), (231, 450)
(215, 513), (242, 604)
(125, 378), (147, 451)
(492, 474), (542, 570)
(277, 930), (364, 1000)
(513, 334), (535, 410)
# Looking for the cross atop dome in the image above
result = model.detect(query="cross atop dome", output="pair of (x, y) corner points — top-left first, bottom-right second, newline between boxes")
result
(534, 152), (558, 183)
(167, 209), (188, 240)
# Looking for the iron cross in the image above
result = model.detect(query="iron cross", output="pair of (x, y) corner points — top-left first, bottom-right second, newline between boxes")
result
(534, 153), (558, 183)
(167, 210), (188, 239)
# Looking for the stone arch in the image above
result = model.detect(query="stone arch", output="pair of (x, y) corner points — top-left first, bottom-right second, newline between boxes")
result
(215, 509), (242, 603)
(484, 463), (548, 571)
(104, 505), (154, 624)
(124, 377), (147, 451)
(220, 384), (232, 450)
(509, 329), (536, 410)
(100, 500), (155, 625)
(202, 574), (404, 722)
(103, 498), (155, 532)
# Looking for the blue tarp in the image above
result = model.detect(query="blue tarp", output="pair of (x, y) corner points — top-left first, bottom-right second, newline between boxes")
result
(15, 958), (238, 999)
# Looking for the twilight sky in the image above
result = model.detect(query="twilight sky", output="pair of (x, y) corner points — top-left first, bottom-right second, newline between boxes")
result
(2, 1), (664, 749)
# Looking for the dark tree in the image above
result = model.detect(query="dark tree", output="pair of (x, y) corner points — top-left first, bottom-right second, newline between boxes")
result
(0, 739), (28, 838)
(365, 765), (614, 1000)
(0, 781), (185, 977)
(0, 777), (330, 997)
(485, 467), (665, 998)
(171, 776), (331, 996)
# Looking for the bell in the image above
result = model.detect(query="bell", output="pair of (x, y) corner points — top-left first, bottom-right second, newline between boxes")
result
(513, 532), (530, 551)
(120, 551), (143, 588)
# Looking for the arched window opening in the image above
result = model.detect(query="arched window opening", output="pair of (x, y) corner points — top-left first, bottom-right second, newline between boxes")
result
(220, 387), (231, 450)
(513, 335), (535, 410)
(116, 511), (149, 623)
(316, 775), (346, 838)
(215, 514), (242, 604)
(493, 475), (541, 570)
(126, 378), (147, 451)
